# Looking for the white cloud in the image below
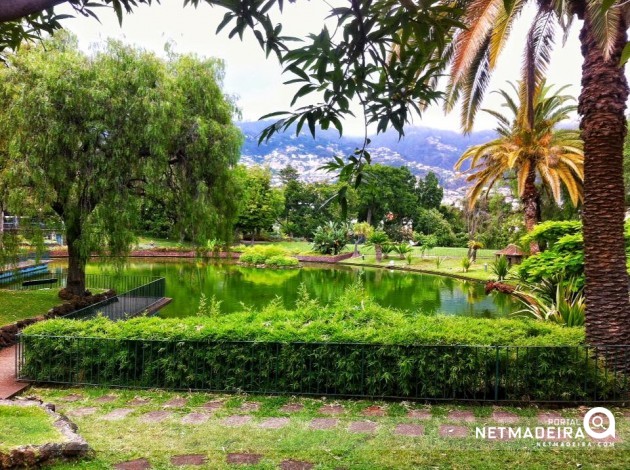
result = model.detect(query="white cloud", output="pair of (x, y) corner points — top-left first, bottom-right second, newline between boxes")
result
(56, 1), (610, 136)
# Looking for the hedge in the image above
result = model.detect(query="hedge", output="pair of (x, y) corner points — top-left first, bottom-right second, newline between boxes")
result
(18, 287), (628, 402)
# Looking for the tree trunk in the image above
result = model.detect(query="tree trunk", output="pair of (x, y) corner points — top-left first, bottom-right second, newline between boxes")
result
(579, 15), (630, 352)
(375, 244), (383, 262)
(354, 239), (359, 256)
(0, 207), (4, 251)
(366, 207), (373, 226)
(471, 248), (477, 263)
(65, 225), (86, 297)
(521, 161), (540, 253)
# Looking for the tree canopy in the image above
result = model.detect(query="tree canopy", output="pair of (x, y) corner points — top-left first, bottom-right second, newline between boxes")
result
(0, 33), (242, 294)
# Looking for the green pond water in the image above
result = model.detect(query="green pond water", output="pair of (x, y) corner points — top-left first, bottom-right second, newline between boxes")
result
(51, 259), (518, 317)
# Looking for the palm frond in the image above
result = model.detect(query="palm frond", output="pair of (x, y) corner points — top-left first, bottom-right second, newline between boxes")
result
(587, 0), (622, 61)
(489, 0), (527, 68)
(520, 8), (556, 130)
(450, 0), (502, 85)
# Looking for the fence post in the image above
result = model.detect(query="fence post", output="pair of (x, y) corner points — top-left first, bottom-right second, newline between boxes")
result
(494, 346), (500, 402)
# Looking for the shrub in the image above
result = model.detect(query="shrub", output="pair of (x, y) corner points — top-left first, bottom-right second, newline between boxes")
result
(461, 256), (471, 272)
(20, 290), (621, 401)
(239, 245), (294, 266)
(414, 208), (456, 246)
(521, 220), (582, 251)
(516, 278), (585, 327)
(265, 255), (300, 267)
(491, 256), (510, 281)
(518, 234), (584, 287)
(197, 293), (222, 317)
(381, 243), (395, 259)
(312, 222), (349, 255)
(414, 233), (437, 257)
(393, 242), (413, 259)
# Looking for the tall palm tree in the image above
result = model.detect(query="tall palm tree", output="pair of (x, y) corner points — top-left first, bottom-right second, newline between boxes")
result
(455, 83), (584, 252)
(443, 0), (630, 349)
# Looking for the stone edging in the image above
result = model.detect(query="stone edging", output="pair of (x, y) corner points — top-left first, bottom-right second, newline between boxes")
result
(48, 250), (356, 263)
(0, 399), (90, 469)
(48, 249), (241, 259)
(296, 252), (355, 263)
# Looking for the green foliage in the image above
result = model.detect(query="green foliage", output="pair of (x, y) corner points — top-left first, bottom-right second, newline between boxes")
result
(196, 293), (222, 318)
(393, 243), (413, 259)
(352, 222), (374, 245)
(413, 233), (438, 257)
(516, 278), (585, 327)
(239, 245), (293, 266)
(22, 287), (619, 401)
(467, 240), (484, 250)
(461, 257), (471, 273)
(265, 255), (300, 267)
(0, 33), (242, 293)
(406, 253), (413, 265)
(471, 194), (523, 249)
(235, 166), (284, 241)
(311, 222), (350, 255)
(382, 221), (414, 242)
(491, 256), (511, 281)
(281, 165), (353, 238)
(366, 230), (389, 246)
(521, 220), (582, 250)
(381, 243), (395, 259)
(435, 256), (445, 269)
(518, 229), (585, 287)
(357, 165), (417, 226)
(26, 282), (585, 346)
(415, 172), (444, 210)
(414, 208), (456, 246)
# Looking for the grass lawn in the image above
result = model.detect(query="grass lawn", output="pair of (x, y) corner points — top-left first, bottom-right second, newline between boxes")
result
(24, 387), (629, 469)
(134, 236), (194, 250)
(0, 404), (63, 451)
(0, 289), (61, 326)
(132, 238), (497, 260)
(341, 252), (496, 281)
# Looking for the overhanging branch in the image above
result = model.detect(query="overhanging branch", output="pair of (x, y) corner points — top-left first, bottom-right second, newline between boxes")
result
(0, 0), (67, 22)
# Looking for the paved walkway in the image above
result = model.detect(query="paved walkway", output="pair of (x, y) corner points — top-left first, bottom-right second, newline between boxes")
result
(0, 345), (28, 399)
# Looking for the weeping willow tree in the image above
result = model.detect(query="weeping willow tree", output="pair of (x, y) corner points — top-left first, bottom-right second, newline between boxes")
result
(0, 33), (242, 296)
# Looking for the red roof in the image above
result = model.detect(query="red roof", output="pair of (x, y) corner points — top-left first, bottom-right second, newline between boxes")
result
(495, 244), (524, 256)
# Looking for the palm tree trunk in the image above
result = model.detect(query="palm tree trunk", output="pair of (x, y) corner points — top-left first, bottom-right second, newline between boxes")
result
(579, 14), (630, 353)
(521, 162), (540, 253)
(375, 244), (383, 262)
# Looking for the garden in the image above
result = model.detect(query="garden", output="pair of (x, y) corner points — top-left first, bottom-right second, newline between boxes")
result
(1, 0), (630, 468)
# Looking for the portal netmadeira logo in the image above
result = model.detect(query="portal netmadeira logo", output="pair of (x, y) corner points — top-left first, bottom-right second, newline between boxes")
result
(476, 407), (617, 447)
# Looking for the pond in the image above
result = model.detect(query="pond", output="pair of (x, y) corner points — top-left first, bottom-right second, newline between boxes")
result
(51, 259), (518, 317)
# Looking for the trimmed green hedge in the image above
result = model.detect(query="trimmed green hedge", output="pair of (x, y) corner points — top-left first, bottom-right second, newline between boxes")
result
(19, 287), (626, 401)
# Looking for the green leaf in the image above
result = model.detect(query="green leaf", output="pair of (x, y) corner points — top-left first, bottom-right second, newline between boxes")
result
(620, 41), (630, 66)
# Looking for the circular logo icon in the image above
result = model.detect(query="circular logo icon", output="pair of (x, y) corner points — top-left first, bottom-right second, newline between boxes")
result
(583, 407), (616, 440)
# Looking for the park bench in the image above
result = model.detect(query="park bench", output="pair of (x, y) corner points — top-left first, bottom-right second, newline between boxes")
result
(21, 278), (57, 287)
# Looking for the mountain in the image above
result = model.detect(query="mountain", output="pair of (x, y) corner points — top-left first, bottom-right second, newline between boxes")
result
(237, 121), (497, 200)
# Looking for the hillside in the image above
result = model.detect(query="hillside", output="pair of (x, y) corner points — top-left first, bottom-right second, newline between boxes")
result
(238, 121), (496, 194)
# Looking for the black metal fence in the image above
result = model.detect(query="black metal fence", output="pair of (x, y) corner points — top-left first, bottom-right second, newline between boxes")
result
(15, 336), (630, 403)
(1, 270), (161, 293)
(61, 278), (166, 321)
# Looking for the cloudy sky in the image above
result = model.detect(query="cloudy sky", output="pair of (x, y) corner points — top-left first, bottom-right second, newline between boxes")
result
(56, 1), (590, 136)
